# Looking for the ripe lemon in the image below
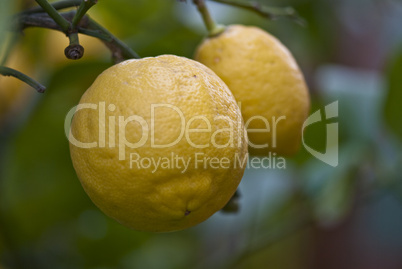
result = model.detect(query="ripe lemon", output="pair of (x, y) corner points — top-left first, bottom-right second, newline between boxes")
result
(195, 25), (310, 156)
(69, 55), (248, 232)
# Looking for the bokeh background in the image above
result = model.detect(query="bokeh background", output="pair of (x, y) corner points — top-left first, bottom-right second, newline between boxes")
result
(1, 0), (402, 268)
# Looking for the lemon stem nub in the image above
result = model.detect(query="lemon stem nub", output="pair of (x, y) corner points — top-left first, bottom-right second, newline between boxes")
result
(184, 210), (191, 216)
(65, 33), (84, 60)
(193, 0), (226, 37)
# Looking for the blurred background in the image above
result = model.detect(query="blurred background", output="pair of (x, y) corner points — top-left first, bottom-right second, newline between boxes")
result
(1, 0), (402, 268)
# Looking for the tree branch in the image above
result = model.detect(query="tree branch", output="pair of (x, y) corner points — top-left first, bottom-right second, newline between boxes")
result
(193, 0), (225, 36)
(86, 18), (140, 62)
(71, 0), (97, 29)
(21, 0), (82, 14)
(65, 32), (84, 60)
(207, 0), (306, 25)
(35, 0), (71, 32)
(14, 11), (140, 62)
(0, 66), (46, 93)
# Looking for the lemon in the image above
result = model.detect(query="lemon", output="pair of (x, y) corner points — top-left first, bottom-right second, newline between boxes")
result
(195, 25), (310, 156)
(69, 55), (248, 232)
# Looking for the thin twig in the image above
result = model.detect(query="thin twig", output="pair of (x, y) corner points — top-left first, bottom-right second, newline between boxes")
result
(35, 0), (71, 32)
(67, 1), (97, 60)
(0, 66), (46, 93)
(21, 0), (82, 14)
(86, 18), (140, 62)
(208, 0), (306, 25)
(71, 0), (97, 29)
(65, 32), (84, 59)
(14, 11), (140, 62)
(193, 0), (225, 36)
(78, 28), (111, 41)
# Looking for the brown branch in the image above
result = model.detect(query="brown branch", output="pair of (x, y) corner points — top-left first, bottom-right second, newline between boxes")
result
(14, 11), (139, 62)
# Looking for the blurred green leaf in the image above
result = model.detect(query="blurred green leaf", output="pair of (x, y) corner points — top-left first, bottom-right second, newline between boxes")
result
(315, 65), (385, 142)
(292, 97), (326, 165)
(0, 0), (12, 48)
(2, 0), (402, 268)
(1, 61), (109, 241)
(384, 51), (402, 141)
(301, 141), (368, 227)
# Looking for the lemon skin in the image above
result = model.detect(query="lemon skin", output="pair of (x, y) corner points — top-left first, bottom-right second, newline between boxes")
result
(195, 25), (310, 156)
(69, 55), (248, 232)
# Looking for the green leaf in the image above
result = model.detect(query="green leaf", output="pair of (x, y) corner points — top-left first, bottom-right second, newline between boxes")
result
(315, 65), (385, 142)
(0, 0), (13, 60)
(384, 51), (402, 141)
(301, 141), (368, 227)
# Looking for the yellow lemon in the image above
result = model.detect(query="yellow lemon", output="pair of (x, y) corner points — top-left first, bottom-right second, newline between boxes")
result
(69, 55), (248, 232)
(195, 25), (310, 156)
